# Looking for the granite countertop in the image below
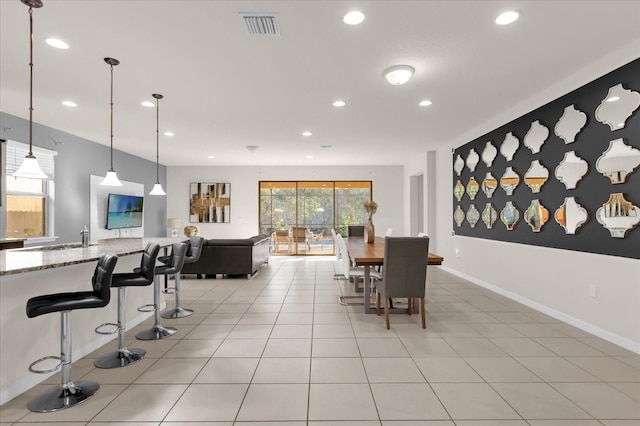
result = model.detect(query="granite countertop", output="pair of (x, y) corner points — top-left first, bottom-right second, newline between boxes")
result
(0, 237), (182, 276)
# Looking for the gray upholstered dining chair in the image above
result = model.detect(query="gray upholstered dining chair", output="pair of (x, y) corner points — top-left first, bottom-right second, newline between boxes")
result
(347, 225), (365, 237)
(375, 236), (430, 329)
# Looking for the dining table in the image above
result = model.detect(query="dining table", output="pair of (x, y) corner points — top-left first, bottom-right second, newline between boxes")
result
(345, 236), (444, 314)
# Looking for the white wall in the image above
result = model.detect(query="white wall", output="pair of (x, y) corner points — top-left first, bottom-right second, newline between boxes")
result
(406, 41), (640, 351)
(167, 165), (404, 239)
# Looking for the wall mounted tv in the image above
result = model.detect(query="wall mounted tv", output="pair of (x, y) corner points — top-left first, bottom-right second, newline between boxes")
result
(106, 193), (144, 230)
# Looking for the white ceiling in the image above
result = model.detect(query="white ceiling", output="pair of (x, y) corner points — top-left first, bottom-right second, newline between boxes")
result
(1, 1), (639, 167)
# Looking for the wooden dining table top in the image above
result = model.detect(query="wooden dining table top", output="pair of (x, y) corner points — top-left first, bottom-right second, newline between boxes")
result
(345, 236), (444, 266)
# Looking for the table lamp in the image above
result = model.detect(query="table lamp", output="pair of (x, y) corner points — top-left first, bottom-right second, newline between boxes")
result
(167, 218), (181, 238)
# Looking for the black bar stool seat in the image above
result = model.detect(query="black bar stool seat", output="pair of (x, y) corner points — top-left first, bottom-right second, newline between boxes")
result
(25, 253), (118, 412)
(94, 242), (160, 369)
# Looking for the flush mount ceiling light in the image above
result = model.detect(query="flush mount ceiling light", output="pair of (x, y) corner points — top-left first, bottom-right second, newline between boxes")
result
(343, 10), (365, 25)
(149, 93), (166, 196)
(332, 100), (346, 107)
(419, 100), (432, 107)
(100, 57), (123, 186)
(45, 37), (68, 49)
(13, 0), (47, 179)
(496, 11), (519, 25)
(302, 131), (312, 137)
(246, 145), (260, 154)
(383, 65), (414, 85)
(61, 100), (77, 107)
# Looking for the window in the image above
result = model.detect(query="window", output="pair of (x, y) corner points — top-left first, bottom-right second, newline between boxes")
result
(4, 141), (56, 240)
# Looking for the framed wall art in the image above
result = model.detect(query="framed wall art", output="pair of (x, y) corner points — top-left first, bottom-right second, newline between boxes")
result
(189, 182), (231, 223)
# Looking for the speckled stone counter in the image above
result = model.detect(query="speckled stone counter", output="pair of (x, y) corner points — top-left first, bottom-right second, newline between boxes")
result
(0, 237), (182, 405)
(0, 237), (181, 276)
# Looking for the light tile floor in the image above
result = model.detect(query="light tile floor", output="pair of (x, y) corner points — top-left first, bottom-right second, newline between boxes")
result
(1, 256), (639, 425)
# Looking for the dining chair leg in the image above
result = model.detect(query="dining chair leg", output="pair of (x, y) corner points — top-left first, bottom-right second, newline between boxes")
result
(375, 292), (381, 316)
(384, 297), (390, 329)
(420, 297), (426, 329)
(407, 298), (412, 316)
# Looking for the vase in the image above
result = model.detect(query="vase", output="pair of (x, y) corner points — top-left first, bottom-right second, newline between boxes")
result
(364, 217), (375, 243)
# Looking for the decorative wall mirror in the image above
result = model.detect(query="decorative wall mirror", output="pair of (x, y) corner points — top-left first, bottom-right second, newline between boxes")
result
(595, 83), (640, 131)
(595, 138), (640, 184)
(482, 203), (498, 229)
(466, 149), (479, 172)
(596, 193), (640, 238)
(466, 177), (479, 200)
(454, 205), (465, 227)
(555, 151), (588, 189)
(524, 120), (549, 154)
(500, 166), (520, 196)
(524, 199), (549, 232)
(524, 160), (549, 193)
(482, 141), (497, 167)
(466, 204), (480, 228)
(454, 180), (465, 201)
(554, 104), (587, 144)
(482, 172), (498, 198)
(501, 201), (520, 230)
(555, 197), (588, 235)
(454, 154), (464, 176)
(500, 132), (519, 161)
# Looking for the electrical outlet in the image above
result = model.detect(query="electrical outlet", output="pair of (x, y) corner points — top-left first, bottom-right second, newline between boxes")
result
(455, 248), (460, 258)
(589, 285), (597, 298)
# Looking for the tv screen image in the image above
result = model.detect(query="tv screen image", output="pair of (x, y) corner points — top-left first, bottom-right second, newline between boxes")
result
(106, 193), (144, 229)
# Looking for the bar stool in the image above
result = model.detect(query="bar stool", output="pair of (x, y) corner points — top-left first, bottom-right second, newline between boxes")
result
(94, 242), (160, 368)
(135, 242), (187, 340)
(159, 236), (204, 318)
(25, 253), (118, 412)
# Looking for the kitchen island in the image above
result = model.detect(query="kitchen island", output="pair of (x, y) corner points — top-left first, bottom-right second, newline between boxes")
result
(0, 237), (180, 405)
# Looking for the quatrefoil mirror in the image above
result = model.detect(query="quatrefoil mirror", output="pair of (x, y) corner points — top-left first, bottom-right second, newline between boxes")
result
(555, 197), (588, 235)
(500, 166), (520, 196)
(555, 151), (588, 190)
(524, 160), (549, 193)
(524, 199), (549, 232)
(454, 154), (464, 176)
(482, 141), (497, 167)
(482, 172), (498, 198)
(595, 83), (640, 131)
(524, 120), (549, 154)
(500, 132), (519, 162)
(482, 203), (498, 229)
(466, 204), (480, 228)
(555, 104), (587, 144)
(596, 138), (640, 184)
(466, 177), (479, 200)
(501, 201), (520, 231)
(596, 193), (640, 238)
(466, 149), (479, 172)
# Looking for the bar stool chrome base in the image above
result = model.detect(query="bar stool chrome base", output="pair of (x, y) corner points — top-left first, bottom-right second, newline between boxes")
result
(28, 380), (99, 412)
(160, 306), (194, 319)
(135, 324), (177, 340)
(94, 347), (146, 369)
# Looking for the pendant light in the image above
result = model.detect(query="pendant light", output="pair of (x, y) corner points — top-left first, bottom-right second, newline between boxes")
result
(13, 0), (47, 179)
(149, 93), (166, 195)
(100, 57), (123, 186)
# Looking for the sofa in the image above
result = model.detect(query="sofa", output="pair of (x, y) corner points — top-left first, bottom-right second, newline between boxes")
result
(181, 235), (271, 278)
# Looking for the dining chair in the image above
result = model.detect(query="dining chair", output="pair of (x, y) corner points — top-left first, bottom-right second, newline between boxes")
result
(335, 234), (381, 292)
(375, 236), (430, 329)
(347, 225), (364, 237)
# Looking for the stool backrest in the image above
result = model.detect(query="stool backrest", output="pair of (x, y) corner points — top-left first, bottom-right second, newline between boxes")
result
(167, 242), (188, 272)
(92, 253), (119, 306)
(139, 242), (160, 281)
(185, 236), (205, 263)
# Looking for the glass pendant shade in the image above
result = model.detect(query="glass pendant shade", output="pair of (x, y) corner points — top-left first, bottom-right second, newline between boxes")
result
(13, 155), (47, 179)
(149, 182), (166, 195)
(101, 170), (123, 186)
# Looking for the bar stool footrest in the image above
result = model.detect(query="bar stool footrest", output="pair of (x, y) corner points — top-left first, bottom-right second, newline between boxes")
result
(162, 287), (176, 294)
(137, 303), (156, 313)
(28, 355), (63, 374)
(94, 322), (119, 335)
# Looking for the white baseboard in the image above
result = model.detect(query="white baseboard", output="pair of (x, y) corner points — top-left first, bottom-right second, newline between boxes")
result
(438, 265), (640, 355)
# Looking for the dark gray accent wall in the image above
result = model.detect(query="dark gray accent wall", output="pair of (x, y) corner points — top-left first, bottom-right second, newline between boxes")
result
(0, 112), (167, 243)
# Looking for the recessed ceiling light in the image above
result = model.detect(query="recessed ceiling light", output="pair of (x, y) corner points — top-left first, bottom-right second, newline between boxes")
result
(383, 65), (414, 85)
(343, 11), (365, 25)
(46, 38), (69, 49)
(306, 155), (314, 159)
(495, 11), (519, 25)
(141, 101), (154, 107)
(302, 131), (312, 137)
(419, 100), (432, 107)
(164, 131), (174, 136)
(208, 155), (215, 159)
(332, 100), (346, 107)
(61, 100), (77, 107)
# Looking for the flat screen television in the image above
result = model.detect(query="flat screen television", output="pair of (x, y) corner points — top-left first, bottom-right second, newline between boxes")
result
(106, 193), (144, 229)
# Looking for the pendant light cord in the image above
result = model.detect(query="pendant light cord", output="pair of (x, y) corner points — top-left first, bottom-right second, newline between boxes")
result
(109, 63), (114, 171)
(156, 96), (160, 183)
(27, 6), (34, 157)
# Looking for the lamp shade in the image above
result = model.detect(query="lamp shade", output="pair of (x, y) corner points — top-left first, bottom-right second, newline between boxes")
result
(167, 218), (181, 229)
(100, 170), (123, 186)
(383, 65), (415, 85)
(13, 155), (47, 179)
(149, 183), (166, 195)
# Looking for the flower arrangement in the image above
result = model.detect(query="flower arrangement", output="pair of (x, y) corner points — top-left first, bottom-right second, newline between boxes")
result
(363, 200), (378, 217)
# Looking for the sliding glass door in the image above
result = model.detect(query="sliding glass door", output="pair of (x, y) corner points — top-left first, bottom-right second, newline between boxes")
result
(259, 181), (372, 255)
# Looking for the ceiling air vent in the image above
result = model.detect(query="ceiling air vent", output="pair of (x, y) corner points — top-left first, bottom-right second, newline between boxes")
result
(240, 13), (281, 36)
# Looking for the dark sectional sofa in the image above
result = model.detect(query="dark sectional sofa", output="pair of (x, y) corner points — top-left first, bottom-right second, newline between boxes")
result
(181, 235), (271, 278)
